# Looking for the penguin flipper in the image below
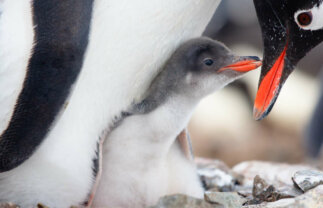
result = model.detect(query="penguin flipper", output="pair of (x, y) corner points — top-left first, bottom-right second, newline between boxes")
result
(0, 0), (94, 172)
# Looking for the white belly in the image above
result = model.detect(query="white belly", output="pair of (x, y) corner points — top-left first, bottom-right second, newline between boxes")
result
(94, 138), (204, 208)
(0, 0), (220, 207)
(93, 107), (204, 208)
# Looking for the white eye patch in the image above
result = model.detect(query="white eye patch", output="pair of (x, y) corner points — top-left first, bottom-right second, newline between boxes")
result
(294, 3), (323, 31)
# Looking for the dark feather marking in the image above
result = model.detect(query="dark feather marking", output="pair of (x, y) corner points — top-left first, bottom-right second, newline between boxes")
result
(0, 0), (94, 171)
(92, 141), (100, 178)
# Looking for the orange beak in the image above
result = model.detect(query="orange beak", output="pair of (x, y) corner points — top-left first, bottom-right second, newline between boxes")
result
(253, 45), (287, 120)
(219, 57), (262, 73)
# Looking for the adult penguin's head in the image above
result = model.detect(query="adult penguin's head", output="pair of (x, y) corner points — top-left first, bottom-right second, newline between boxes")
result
(253, 0), (323, 120)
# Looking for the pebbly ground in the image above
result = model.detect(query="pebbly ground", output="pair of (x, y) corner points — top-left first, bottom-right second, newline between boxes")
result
(1, 160), (322, 208)
(152, 159), (323, 208)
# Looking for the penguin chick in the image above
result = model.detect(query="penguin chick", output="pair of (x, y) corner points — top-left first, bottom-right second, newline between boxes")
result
(92, 37), (261, 208)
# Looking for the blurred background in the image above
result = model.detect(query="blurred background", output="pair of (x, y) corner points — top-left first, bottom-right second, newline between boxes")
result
(188, 0), (323, 167)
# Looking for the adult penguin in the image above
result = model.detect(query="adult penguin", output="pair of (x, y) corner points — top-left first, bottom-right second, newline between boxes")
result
(252, 0), (323, 120)
(0, 0), (220, 207)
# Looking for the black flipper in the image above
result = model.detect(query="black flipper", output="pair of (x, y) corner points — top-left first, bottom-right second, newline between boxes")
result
(0, 0), (94, 172)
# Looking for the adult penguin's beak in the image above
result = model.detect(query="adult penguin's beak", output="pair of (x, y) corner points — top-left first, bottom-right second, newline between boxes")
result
(253, 0), (323, 120)
(253, 0), (292, 121)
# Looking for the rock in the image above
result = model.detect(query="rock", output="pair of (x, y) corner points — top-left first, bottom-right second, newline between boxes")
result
(252, 175), (300, 199)
(291, 185), (323, 208)
(292, 170), (323, 192)
(252, 175), (270, 197)
(149, 194), (220, 208)
(0, 203), (19, 208)
(196, 158), (242, 191)
(233, 161), (315, 187)
(235, 185), (253, 200)
(245, 175), (299, 205)
(275, 186), (303, 198)
(37, 204), (49, 208)
(243, 198), (297, 208)
(243, 185), (323, 208)
(204, 191), (247, 208)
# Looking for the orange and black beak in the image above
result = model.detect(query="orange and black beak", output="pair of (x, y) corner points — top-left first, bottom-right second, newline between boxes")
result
(253, 0), (323, 120)
(219, 56), (262, 73)
(253, 44), (290, 120)
(252, 0), (291, 121)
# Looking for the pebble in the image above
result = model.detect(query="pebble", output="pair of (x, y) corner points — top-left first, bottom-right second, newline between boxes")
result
(0, 203), (19, 208)
(149, 194), (221, 208)
(292, 169), (323, 192)
(196, 158), (241, 191)
(204, 191), (247, 208)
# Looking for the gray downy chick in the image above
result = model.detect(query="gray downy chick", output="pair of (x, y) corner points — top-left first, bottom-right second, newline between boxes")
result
(93, 37), (261, 208)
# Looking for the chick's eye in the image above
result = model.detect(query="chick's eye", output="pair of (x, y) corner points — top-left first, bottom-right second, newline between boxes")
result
(297, 12), (312, 26)
(203, 58), (214, 66)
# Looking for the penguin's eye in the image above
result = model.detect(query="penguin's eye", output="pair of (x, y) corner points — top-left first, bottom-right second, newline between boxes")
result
(297, 12), (312, 26)
(295, 4), (323, 31)
(203, 58), (214, 66)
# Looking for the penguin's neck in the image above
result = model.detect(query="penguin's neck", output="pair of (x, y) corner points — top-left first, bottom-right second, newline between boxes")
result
(145, 94), (199, 146)
(163, 94), (199, 123)
(106, 93), (199, 168)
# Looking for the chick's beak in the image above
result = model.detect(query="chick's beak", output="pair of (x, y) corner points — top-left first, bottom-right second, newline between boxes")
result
(219, 56), (262, 73)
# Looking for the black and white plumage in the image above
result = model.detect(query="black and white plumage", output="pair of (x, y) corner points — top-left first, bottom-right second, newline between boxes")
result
(0, 0), (221, 207)
(92, 38), (261, 208)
